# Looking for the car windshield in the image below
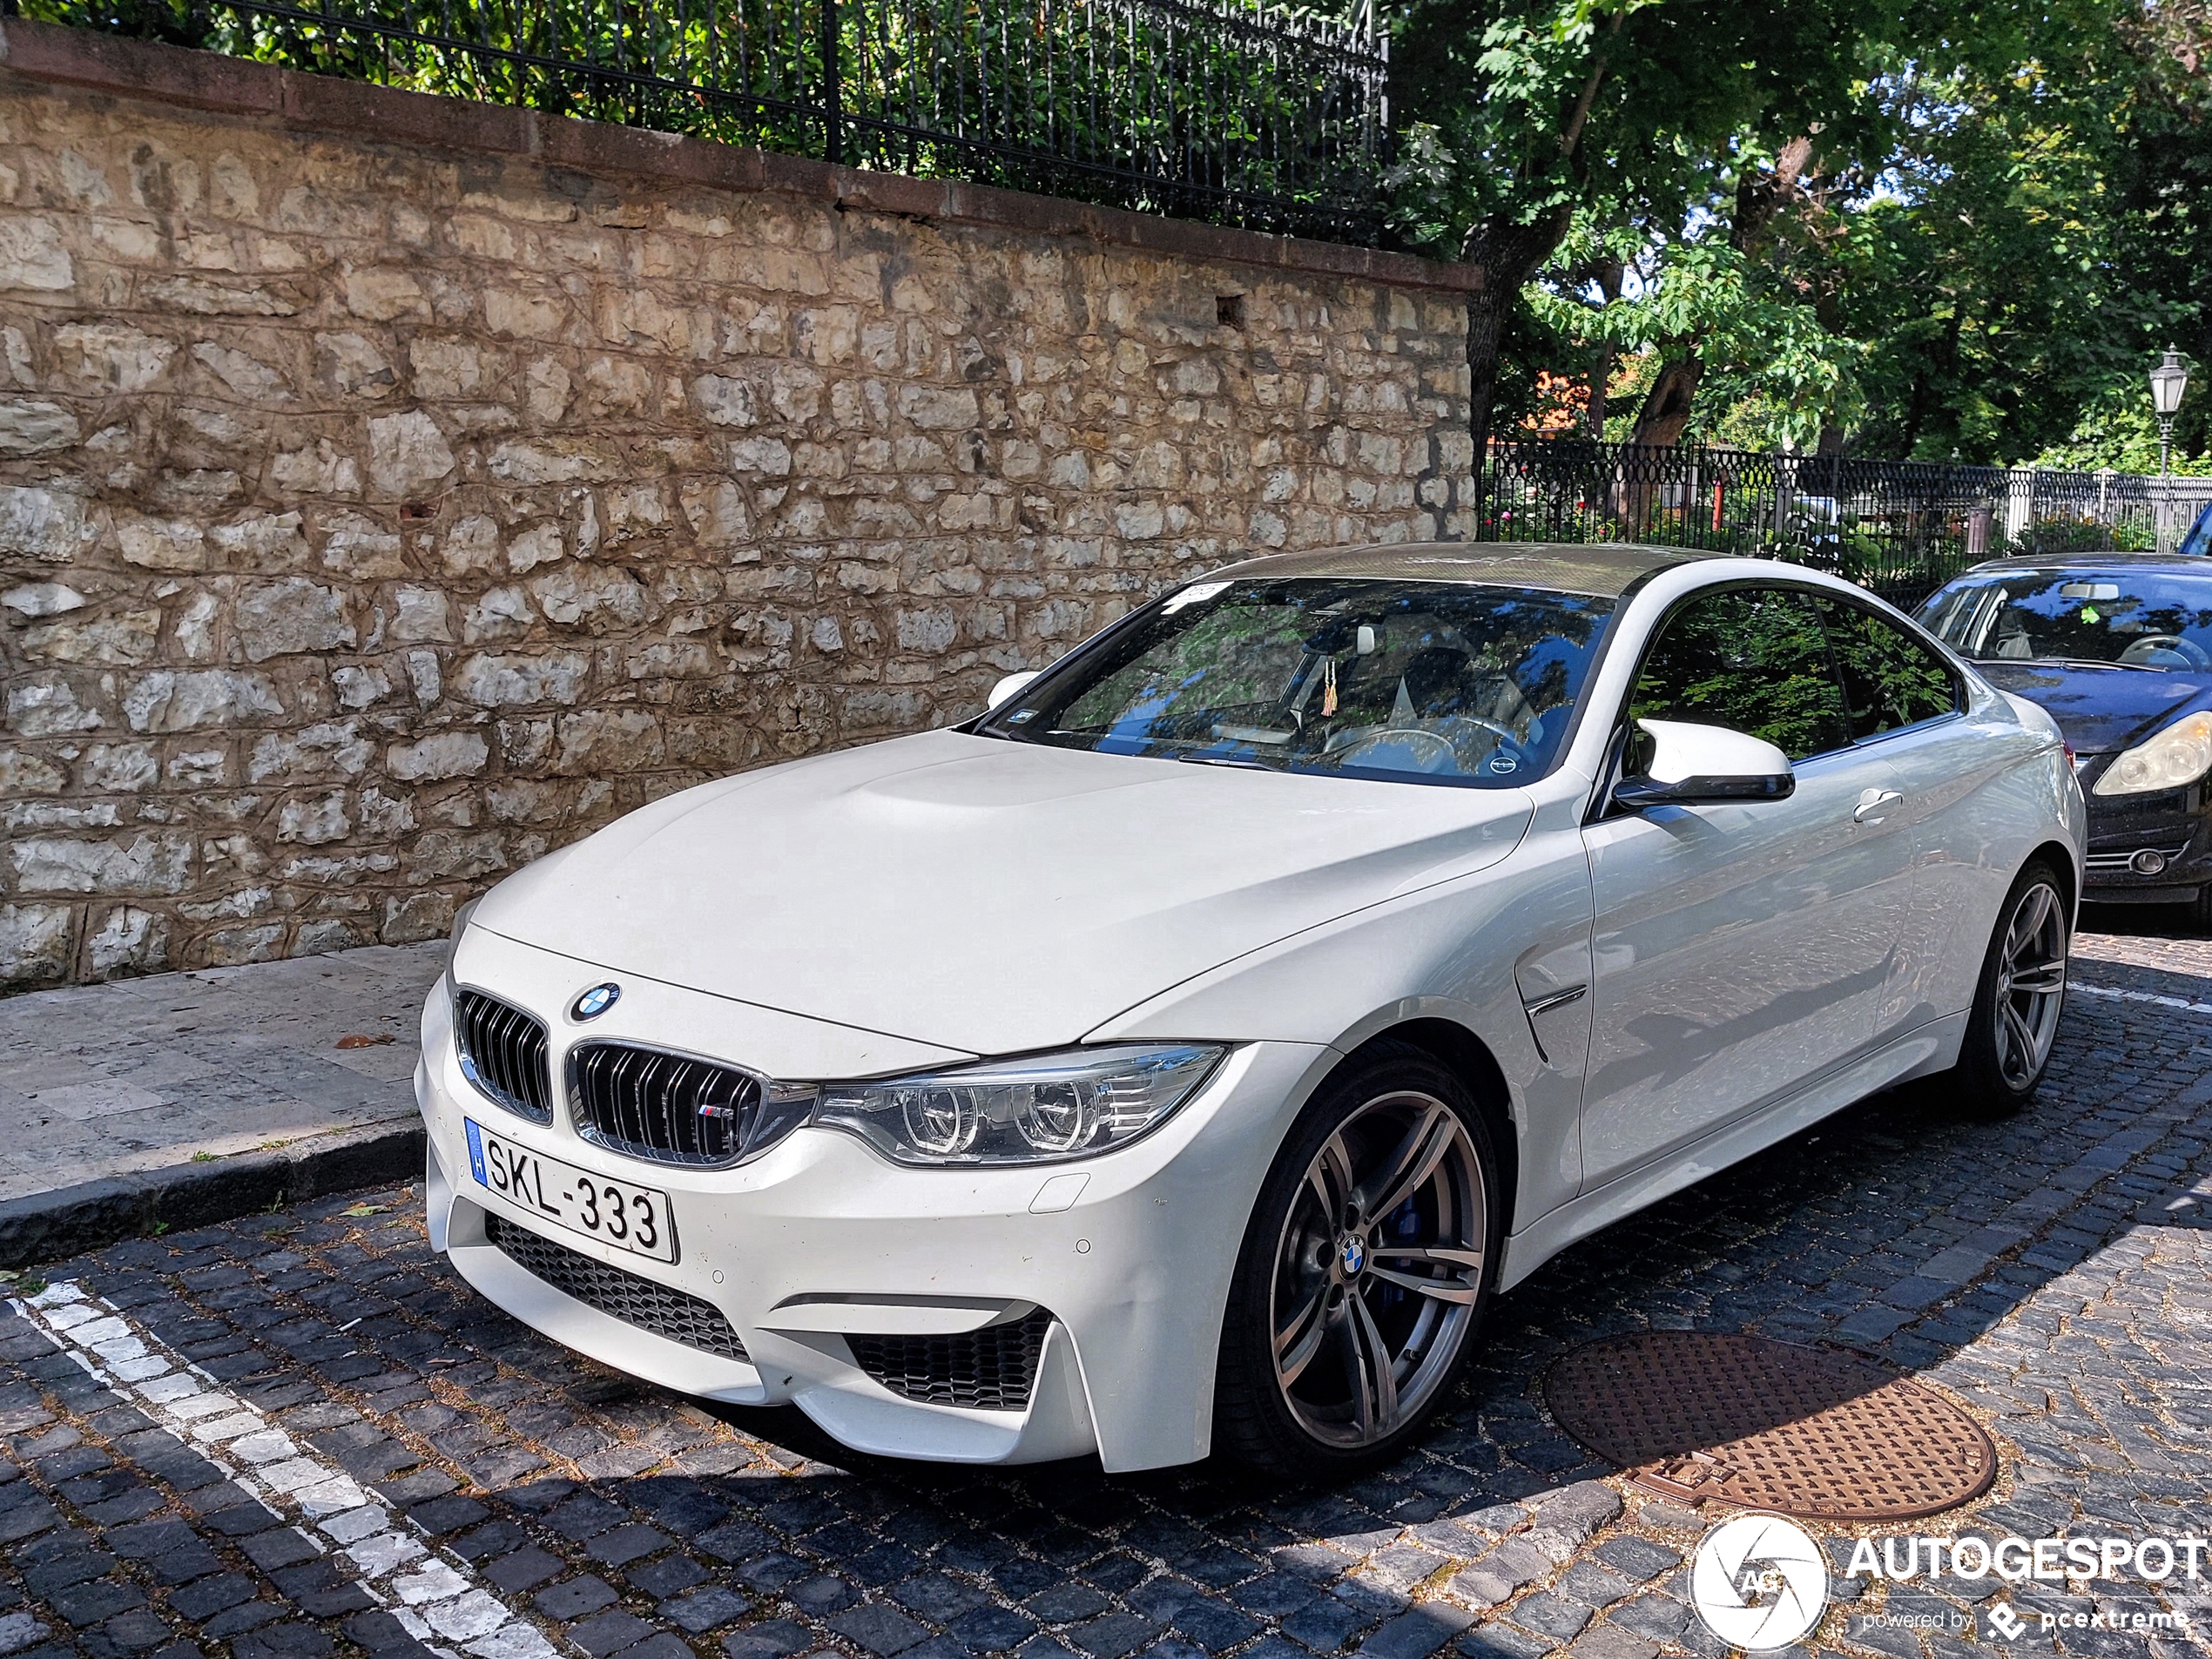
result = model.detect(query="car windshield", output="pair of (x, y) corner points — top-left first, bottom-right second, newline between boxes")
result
(977, 577), (1617, 786)
(1919, 571), (2212, 671)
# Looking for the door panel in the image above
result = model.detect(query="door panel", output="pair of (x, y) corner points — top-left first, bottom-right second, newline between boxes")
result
(1578, 752), (1912, 1185)
(1572, 582), (1918, 1190)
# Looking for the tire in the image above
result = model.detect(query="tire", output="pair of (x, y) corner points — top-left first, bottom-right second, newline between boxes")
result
(1212, 1042), (1502, 1478)
(2189, 887), (2212, 936)
(1953, 859), (2071, 1118)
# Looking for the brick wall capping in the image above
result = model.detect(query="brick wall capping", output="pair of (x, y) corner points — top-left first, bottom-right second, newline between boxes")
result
(0, 16), (1480, 295)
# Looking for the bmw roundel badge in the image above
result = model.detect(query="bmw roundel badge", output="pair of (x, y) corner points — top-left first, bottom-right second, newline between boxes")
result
(571, 982), (621, 1021)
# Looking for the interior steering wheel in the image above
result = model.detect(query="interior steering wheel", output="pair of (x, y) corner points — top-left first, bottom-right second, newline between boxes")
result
(2118, 633), (2212, 669)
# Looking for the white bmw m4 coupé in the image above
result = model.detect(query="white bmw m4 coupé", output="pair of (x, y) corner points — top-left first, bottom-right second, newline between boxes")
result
(419, 543), (2083, 1477)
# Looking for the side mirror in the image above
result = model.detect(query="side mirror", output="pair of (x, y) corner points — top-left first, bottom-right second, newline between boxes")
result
(1612, 718), (1795, 810)
(987, 671), (1040, 710)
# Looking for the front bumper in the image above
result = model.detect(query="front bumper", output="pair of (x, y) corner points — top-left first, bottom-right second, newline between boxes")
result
(2079, 768), (2212, 903)
(418, 926), (1332, 1471)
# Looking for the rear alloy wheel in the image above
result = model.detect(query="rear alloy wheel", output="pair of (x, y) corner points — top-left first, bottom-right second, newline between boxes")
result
(1215, 1045), (1500, 1474)
(1955, 860), (2070, 1116)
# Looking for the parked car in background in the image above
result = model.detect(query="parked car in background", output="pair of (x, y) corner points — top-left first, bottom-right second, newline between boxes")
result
(421, 543), (2080, 1480)
(1920, 555), (2212, 926)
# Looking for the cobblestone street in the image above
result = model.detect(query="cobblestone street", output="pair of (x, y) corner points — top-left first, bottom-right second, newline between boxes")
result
(3, 919), (2208, 1659)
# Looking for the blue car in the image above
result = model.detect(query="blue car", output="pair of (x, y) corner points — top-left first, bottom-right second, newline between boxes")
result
(1919, 541), (2212, 923)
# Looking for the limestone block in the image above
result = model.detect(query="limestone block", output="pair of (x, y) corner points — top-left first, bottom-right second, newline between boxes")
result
(317, 510), (405, 576)
(124, 669), (284, 732)
(388, 731), (489, 781)
(0, 485), (94, 563)
(79, 743), (160, 792)
(247, 719), (373, 783)
(22, 607), (161, 665)
(111, 510), (205, 571)
(235, 577), (355, 662)
(277, 791), (352, 845)
(7, 674), (106, 736)
(86, 904), (170, 977)
(344, 265), (428, 321)
(0, 903), (76, 982)
(382, 889), (456, 944)
(506, 522), (563, 573)
(0, 398), (81, 456)
(529, 564), (651, 629)
(54, 323), (177, 391)
(554, 708), (664, 773)
(3, 581), (87, 617)
(0, 749), (71, 794)
(333, 664), (393, 708)
(318, 332), (398, 399)
(270, 438), (363, 496)
(11, 832), (193, 895)
(455, 651), (590, 707)
(191, 341), (291, 400)
(395, 585), (454, 643)
(210, 510), (312, 570)
(368, 409), (457, 497)
(0, 216), (73, 292)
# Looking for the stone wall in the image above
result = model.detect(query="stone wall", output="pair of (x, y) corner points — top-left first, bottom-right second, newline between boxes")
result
(0, 21), (1480, 987)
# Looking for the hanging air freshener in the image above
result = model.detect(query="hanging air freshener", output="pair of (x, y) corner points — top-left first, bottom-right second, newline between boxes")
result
(1321, 657), (1339, 718)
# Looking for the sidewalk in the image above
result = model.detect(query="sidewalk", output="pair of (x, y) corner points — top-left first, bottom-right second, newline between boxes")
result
(0, 941), (443, 1267)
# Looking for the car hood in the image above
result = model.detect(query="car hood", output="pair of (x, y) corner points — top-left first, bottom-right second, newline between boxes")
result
(1973, 659), (2212, 754)
(475, 730), (1534, 1058)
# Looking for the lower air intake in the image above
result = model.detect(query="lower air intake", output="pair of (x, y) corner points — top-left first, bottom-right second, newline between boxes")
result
(847, 1309), (1054, 1412)
(484, 1213), (748, 1362)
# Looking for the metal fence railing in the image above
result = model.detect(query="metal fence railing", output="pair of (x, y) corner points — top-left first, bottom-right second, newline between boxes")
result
(12, 0), (1389, 243)
(1480, 439), (2212, 611)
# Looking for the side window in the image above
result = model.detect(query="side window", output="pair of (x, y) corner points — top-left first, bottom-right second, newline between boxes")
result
(1627, 587), (1852, 763)
(1814, 597), (1963, 740)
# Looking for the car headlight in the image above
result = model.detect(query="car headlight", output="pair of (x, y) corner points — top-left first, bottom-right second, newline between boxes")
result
(443, 897), (481, 981)
(2094, 711), (2212, 797)
(810, 1043), (1225, 1166)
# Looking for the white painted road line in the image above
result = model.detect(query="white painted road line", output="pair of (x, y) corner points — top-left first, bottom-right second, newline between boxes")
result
(10, 1281), (565, 1659)
(2072, 981), (2212, 1015)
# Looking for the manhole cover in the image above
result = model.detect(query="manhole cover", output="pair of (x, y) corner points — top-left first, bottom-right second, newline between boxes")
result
(1545, 1332), (1997, 1521)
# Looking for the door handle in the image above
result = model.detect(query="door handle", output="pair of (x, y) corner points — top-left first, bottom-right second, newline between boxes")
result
(1853, 789), (1904, 823)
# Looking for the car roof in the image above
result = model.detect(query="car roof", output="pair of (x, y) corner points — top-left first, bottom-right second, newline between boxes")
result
(1956, 552), (2212, 580)
(1206, 541), (1721, 598)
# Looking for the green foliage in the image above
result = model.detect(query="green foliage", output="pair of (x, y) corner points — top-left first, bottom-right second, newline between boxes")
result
(1393, 0), (2211, 467)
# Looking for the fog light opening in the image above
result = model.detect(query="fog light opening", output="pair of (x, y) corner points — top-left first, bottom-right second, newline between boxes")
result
(2131, 849), (2168, 875)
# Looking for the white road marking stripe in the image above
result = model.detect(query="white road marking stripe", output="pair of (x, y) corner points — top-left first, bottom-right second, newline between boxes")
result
(2072, 981), (2212, 1015)
(10, 1281), (563, 1659)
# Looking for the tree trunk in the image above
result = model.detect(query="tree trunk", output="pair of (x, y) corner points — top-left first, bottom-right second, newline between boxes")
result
(1586, 259), (1623, 439)
(1461, 206), (1575, 518)
(1628, 353), (1703, 449)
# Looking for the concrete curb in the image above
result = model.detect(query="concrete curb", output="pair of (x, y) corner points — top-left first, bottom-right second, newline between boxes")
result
(0, 1120), (425, 1270)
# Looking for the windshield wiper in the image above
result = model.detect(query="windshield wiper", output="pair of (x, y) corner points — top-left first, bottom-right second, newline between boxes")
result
(1177, 752), (1272, 771)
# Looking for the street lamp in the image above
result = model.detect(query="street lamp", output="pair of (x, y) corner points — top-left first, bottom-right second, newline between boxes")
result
(2151, 348), (2189, 554)
(2151, 347), (2190, 475)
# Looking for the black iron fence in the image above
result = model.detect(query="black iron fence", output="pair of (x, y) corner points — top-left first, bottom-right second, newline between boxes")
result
(1480, 439), (2212, 611)
(14, 0), (1388, 242)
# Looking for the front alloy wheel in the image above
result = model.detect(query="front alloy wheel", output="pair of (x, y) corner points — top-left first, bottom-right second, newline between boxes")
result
(1217, 1044), (1500, 1474)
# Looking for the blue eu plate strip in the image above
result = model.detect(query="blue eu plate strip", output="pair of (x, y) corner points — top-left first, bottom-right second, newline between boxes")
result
(463, 1118), (487, 1187)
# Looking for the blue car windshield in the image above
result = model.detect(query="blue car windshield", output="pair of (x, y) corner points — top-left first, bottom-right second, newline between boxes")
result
(1919, 571), (2212, 671)
(977, 577), (1617, 787)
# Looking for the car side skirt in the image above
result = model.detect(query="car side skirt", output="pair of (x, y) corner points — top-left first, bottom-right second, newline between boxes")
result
(1495, 1008), (1970, 1290)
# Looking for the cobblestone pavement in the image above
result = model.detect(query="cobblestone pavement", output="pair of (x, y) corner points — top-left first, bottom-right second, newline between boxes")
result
(2, 921), (2208, 1659)
(0, 947), (441, 1204)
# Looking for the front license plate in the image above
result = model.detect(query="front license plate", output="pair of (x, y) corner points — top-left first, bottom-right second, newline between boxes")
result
(464, 1118), (676, 1264)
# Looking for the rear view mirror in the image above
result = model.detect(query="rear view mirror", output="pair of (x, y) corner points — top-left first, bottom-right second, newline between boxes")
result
(988, 671), (1040, 710)
(1613, 718), (1795, 810)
